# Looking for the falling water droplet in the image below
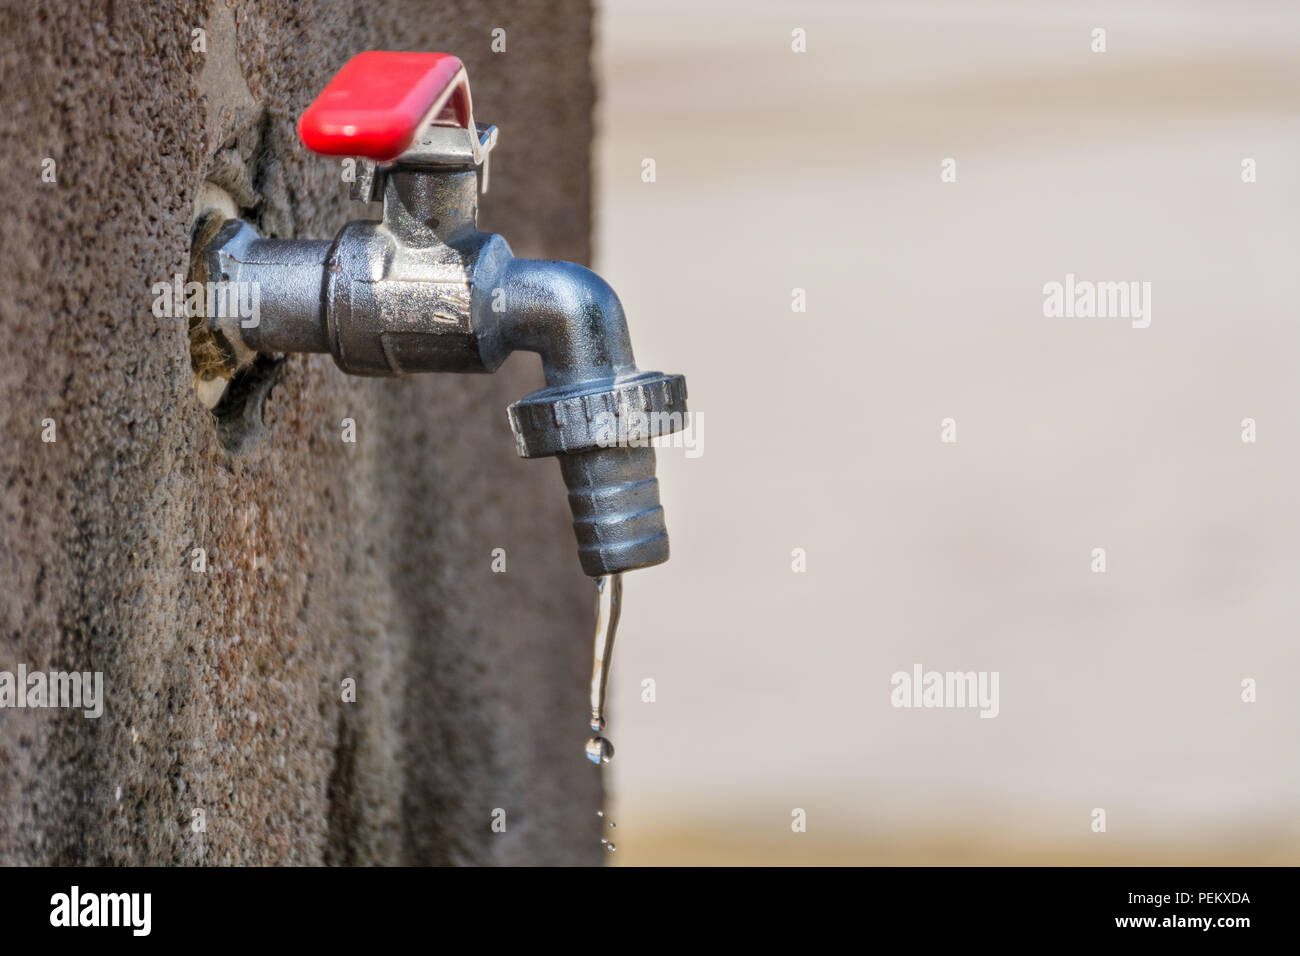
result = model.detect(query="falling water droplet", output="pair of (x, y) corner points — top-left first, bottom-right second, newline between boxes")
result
(585, 736), (614, 764)
(597, 812), (617, 853)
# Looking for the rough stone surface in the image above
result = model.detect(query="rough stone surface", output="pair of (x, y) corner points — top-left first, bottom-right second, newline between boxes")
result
(0, 0), (602, 865)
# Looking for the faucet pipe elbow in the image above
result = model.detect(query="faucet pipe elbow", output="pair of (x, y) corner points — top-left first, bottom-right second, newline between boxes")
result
(493, 257), (637, 388)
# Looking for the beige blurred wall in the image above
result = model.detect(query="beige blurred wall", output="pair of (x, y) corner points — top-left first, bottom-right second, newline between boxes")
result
(593, 0), (1300, 864)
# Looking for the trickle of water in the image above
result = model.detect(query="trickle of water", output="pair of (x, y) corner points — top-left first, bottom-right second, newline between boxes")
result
(588, 574), (622, 733)
(585, 736), (614, 764)
(584, 574), (623, 763)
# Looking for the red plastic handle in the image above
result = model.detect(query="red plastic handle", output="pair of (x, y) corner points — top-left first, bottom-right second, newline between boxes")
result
(298, 51), (473, 162)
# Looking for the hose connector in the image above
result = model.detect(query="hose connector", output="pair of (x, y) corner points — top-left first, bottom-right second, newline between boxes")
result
(507, 372), (688, 574)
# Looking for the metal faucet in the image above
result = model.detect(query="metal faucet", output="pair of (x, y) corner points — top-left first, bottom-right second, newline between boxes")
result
(193, 52), (688, 576)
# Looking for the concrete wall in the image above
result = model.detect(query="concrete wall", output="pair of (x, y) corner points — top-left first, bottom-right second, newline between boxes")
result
(0, 0), (602, 865)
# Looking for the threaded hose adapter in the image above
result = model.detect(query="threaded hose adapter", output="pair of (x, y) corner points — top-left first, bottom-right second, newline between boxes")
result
(559, 445), (669, 575)
(507, 372), (688, 575)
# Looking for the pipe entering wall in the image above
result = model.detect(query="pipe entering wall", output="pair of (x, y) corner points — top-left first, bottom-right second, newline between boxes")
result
(235, 238), (333, 355)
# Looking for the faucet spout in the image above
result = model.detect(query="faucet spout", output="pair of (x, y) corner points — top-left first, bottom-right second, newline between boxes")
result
(480, 256), (688, 575)
(495, 258), (637, 387)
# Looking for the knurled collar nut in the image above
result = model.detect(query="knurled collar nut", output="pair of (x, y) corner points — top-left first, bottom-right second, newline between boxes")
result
(507, 371), (688, 458)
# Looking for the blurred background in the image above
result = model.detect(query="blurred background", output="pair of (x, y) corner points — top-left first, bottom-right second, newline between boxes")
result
(591, 0), (1300, 864)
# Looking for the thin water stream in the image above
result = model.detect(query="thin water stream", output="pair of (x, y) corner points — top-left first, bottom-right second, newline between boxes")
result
(584, 573), (622, 765)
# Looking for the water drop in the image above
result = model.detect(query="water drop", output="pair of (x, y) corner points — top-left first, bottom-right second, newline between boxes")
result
(585, 736), (614, 765)
(604, 843), (616, 852)
(608, 821), (616, 829)
(596, 810), (604, 818)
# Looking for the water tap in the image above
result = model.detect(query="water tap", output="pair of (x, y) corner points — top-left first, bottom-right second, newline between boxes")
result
(193, 52), (688, 577)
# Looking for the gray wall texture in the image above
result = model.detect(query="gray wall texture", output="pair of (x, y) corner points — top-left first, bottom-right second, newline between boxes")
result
(0, 0), (603, 864)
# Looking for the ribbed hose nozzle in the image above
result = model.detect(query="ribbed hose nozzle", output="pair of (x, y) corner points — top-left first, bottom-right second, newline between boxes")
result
(507, 370), (687, 575)
(558, 445), (669, 575)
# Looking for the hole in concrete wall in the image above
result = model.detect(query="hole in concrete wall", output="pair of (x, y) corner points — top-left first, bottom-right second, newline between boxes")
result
(210, 354), (286, 455)
(188, 210), (240, 408)
(190, 111), (290, 451)
(186, 5), (300, 454)
(189, 149), (259, 401)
